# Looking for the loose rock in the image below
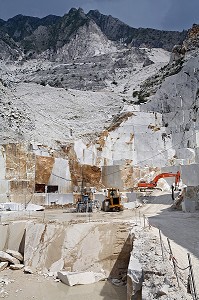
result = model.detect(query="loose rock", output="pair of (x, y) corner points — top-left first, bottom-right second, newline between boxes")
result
(6, 250), (23, 262)
(10, 264), (24, 270)
(0, 251), (20, 265)
(0, 262), (8, 272)
(156, 284), (169, 296)
(57, 271), (106, 286)
(24, 266), (34, 274)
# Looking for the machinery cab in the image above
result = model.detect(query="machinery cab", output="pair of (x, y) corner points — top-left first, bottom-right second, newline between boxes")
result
(102, 188), (123, 212)
(76, 191), (93, 213)
(137, 171), (181, 190)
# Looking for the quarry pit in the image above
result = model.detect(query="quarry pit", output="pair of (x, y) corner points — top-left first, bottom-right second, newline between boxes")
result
(1, 21), (199, 300)
(1, 197), (199, 300)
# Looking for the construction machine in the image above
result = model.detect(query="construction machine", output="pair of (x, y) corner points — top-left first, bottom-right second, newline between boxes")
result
(75, 188), (94, 213)
(101, 188), (123, 212)
(76, 193), (93, 213)
(137, 171), (181, 190)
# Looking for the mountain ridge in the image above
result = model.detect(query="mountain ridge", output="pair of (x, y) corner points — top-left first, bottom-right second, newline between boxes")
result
(0, 7), (187, 60)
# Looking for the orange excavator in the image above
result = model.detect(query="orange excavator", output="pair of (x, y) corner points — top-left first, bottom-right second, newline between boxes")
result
(137, 171), (181, 190)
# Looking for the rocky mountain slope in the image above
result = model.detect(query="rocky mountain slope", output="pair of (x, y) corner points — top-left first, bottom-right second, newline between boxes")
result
(0, 46), (170, 148)
(137, 25), (199, 166)
(87, 9), (187, 51)
(0, 7), (186, 61)
(1, 9), (199, 186)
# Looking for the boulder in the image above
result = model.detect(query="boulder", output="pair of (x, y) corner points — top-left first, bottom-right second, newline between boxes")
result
(0, 202), (24, 211)
(157, 285), (169, 296)
(24, 266), (34, 274)
(26, 204), (44, 211)
(6, 250), (23, 262)
(10, 264), (24, 270)
(57, 271), (106, 286)
(49, 258), (64, 272)
(127, 257), (143, 299)
(0, 262), (8, 271)
(0, 251), (20, 265)
(47, 272), (57, 278)
(123, 202), (136, 210)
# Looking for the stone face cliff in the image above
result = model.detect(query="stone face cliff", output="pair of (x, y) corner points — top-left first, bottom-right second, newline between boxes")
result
(0, 30), (22, 60)
(135, 24), (199, 169)
(0, 10), (199, 195)
(88, 9), (187, 51)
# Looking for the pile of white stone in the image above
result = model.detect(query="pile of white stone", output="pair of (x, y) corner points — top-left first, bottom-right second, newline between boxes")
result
(129, 226), (192, 300)
(0, 250), (24, 271)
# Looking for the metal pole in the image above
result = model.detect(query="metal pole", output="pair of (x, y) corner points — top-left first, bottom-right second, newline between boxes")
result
(187, 253), (198, 300)
(167, 238), (179, 287)
(143, 214), (146, 228)
(159, 229), (164, 261)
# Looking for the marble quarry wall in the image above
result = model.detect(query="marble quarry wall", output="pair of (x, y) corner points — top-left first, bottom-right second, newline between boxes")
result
(0, 107), (199, 204)
(0, 220), (132, 279)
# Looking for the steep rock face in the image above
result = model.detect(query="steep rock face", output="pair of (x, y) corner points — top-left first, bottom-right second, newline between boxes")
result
(0, 31), (22, 60)
(2, 15), (42, 41)
(53, 19), (117, 61)
(5, 8), (116, 59)
(184, 24), (199, 51)
(1, 14), (60, 42)
(87, 10), (187, 51)
(22, 8), (90, 56)
(87, 9), (134, 42)
(35, 156), (55, 185)
(0, 82), (35, 143)
(0, 19), (5, 26)
(23, 221), (131, 277)
(0, 143), (35, 201)
(129, 28), (186, 51)
(0, 7), (187, 60)
(0, 37), (173, 193)
(22, 25), (53, 54)
(1, 12), (199, 192)
(139, 44), (199, 166)
(55, 8), (89, 48)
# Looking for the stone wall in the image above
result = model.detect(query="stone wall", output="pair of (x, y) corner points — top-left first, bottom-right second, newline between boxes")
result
(0, 143), (75, 203)
(0, 219), (132, 279)
(162, 164), (199, 187)
(0, 143), (35, 203)
(0, 221), (26, 252)
(96, 111), (170, 168)
(1, 105), (199, 199)
(23, 221), (132, 277)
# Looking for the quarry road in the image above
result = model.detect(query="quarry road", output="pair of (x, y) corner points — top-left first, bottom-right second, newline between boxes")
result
(137, 194), (199, 298)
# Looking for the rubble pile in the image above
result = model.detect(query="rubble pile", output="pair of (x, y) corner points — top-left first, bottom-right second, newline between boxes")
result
(0, 250), (24, 271)
(130, 226), (192, 300)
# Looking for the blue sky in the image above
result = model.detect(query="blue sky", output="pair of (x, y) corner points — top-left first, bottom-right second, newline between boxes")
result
(0, 0), (198, 31)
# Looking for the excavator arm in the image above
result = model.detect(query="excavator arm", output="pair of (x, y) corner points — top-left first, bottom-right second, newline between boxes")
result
(138, 171), (180, 189)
